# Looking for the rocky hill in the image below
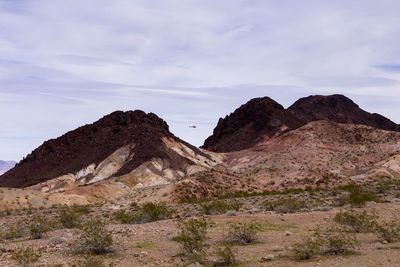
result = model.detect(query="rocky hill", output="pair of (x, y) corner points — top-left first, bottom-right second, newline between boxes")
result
(202, 97), (304, 152)
(175, 120), (400, 200)
(203, 94), (400, 152)
(0, 110), (220, 189)
(288, 94), (400, 131)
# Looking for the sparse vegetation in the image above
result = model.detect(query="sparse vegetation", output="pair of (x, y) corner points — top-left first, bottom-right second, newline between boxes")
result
(10, 246), (42, 267)
(28, 214), (50, 239)
(201, 200), (243, 215)
(215, 246), (237, 266)
(263, 198), (307, 213)
(226, 221), (260, 245)
(292, 227), (358, 260)
(173, 216), (210, 263)
(334, 210), (377, 233)
(71, 255), (107, 267)
(58, 205), (80, 228)
(113, 202), (171, 224)
(376, 220), (400, 243)
(78, 218), (113, 255)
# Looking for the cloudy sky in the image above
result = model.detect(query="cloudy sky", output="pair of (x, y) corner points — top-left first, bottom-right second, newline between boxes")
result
(1, 0), (400, 161)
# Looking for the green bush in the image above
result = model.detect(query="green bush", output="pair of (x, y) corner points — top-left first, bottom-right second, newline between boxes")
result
(11, 246), (42, 267)
(173, 216), (210, 263)
(226, 222), (260, 244)
(263, 198), (307, 213)
(334, 210), (377, 233)
(78, 218), (113, 254)
(28, 215), (50, 239)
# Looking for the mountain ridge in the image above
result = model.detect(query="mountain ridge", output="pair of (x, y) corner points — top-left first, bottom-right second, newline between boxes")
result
(202, 94), (400, 152)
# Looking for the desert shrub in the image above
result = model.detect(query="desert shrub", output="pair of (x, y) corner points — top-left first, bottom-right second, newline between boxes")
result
(71, 255), (106, 267)
(71, 204), (92, 214)
(376, 220), (400, 243)
(349, 191), (378, 207)
(215, 246), (237, 266)
(113, 202), (171, 224)
(263, 198), (307, 213)
(10, 246), (42, 267)
(336, 184), (379, 207)
(28, 214), (50, 239)
(226, 221), (260, 244)
(292, 227), (358, 260)
(173, 216), (210, 263)
(334, 210), (377, 233)
(201, 200), (231, 215)
(292, 235), (322, 260)
(201, 200), (243, 215)
(58, 206), (80, 228)
(1, 221), (26, 240)
(318, 228), (358, 255)
(78, 218), (113, 254)
(113, 210), (137, 224)
(140, 202), (171, 222)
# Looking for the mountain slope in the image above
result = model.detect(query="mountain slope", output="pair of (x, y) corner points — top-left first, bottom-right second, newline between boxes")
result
(0, 110), (218, 188)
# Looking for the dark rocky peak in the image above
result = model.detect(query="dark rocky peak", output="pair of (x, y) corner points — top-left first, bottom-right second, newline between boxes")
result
(0, 110), (199, 188)
(288, 94), (400, 131)
(202, 97), (304, 152)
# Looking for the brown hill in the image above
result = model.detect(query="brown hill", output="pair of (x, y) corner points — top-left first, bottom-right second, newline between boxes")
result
(202, 97), (304, 152)
(203, 94), (400, 152)
(0, 110), (215, 188)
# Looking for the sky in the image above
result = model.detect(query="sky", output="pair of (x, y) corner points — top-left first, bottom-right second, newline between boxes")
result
(1, 0), (400, 161)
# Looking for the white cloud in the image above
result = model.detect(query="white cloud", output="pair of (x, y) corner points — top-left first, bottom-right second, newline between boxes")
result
(0, 0), (400, 160)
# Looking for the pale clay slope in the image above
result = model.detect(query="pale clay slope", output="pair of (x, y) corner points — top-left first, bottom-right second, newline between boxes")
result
(0, 138), (223, 208)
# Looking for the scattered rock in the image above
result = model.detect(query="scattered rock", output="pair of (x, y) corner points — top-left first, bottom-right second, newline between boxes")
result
(261, 254), (275, 261)
(225, 210), (238, 216)
(188, 262), (204, 267)
(272, 245), (283, 252)
(48, 237), (67, 246)
(376, 243), (384, 249)
(312, 206), (332, 212)
(284, 231), (292, 236)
